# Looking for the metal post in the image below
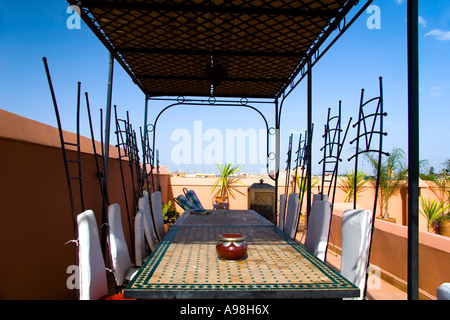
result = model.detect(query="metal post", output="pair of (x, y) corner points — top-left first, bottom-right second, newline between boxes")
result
(407, 0), (419, 301)
(104, 52), (115, 178)
(273, 98), (280, 225)
(144, 95), (149, 140)
(306, 58), (312, 221)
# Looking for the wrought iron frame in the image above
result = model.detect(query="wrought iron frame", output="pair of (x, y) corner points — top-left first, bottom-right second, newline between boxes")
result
(43, 58), (84, 300)
(347, 76), (389, 300)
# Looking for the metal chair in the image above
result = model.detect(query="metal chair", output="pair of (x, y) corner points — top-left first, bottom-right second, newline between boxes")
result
(77, 210), (109, 300)
(150, 191), (167, 241)
(107, 203), (139, 287)
(278, 194), (286, 231)
(284, 193), (300, 239)
(134, 209), (150, 267)
(340, 209), (373, 300)
(139, 191), (158, 251)
(303, 200), (332, 261)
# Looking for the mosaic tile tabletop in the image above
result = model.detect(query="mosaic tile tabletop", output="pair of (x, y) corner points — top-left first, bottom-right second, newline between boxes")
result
(124, 210), (359, 299)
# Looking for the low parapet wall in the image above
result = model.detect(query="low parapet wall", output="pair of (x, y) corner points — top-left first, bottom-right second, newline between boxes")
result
(330, 203), (450, 299)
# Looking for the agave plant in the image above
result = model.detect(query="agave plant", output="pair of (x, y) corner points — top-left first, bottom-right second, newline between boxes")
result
(419, 197), (450, 232)
(211, 163), (246, 199)
(339, 169), (371, 203)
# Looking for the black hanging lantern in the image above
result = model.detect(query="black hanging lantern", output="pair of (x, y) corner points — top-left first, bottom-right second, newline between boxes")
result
(204, 56), (227, 88)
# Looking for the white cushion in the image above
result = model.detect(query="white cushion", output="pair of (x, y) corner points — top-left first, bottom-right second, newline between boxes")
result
(139, 192), (158, 251)
(313, 193), (328, 202)
(437, 283), (450, 300)
(304, 200), (332, 261)
(108, 203), (133, 286)
(150, 191), (166, 241)
(278, 194), (286, 230)
(284, 193), (300, 239)
(77, 210), (108, 300)
(134, 210), (148, 267)
(340, 209), (373, 300)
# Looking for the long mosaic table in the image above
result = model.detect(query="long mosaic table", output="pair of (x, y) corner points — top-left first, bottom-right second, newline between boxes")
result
(124, 210), (359, 299)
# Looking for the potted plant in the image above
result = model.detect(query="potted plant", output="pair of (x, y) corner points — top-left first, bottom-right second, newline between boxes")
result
(437, 214), (450, 237)
(365, 148), (407, 222)
(210, 163), (245, 209)
(419, 197), (450, 233)
(162, 200), (179, 230)
(424, 159), (450, 236)
(339, 169), (371, 204)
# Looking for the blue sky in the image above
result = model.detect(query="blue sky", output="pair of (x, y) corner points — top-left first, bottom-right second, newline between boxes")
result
(1, 0), (449, 175)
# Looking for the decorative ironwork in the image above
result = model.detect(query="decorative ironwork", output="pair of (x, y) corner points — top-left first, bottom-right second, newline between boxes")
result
(283, 134), (294, 197)
(347, 76), (388, 299)
(292, 126), (314, 239)
(148, 97), (274, 177)
(318, 102), (352, 205)
(85, 93), (110, 256)
(114, 106), (137, 253)
(348, 77), (389, 214)
(42, 57), (84, 299)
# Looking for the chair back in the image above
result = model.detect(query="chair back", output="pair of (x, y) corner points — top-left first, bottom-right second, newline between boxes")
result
(313, 193), (328, 203)
(77, 210), (108, 300)
(340, 209), (372, 300)
(134, 210), (146, 267)
(151, 191), (167, 240)
(284, 193), (300, 239)
(107, 203), (132, 286)
(139, 191), (157, 251)
(278, 194), (286, 230)
(304, 200), (332, 261)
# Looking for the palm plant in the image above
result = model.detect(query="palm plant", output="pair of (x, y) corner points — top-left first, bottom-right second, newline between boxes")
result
(365, 148), (407, 219)
(419, 196), (450, 232)
(295, 173), (320, 198)
(339, 169), (371, 203)
(211, 163), (245, 199)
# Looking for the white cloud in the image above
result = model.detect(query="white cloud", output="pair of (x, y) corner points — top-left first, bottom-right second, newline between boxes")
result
(430, 87), (442, 97)
(394, 0), (403, 5)
(418, 16), (427, 28)
(425, 29), (450, 41)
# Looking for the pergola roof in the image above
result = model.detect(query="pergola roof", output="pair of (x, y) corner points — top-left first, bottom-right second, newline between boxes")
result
(72, 0), (359, 98)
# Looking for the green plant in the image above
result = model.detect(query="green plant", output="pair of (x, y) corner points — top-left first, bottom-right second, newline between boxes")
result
(211, 163), (246, 199)
(295, 174), (320, 197)
(162, 200), (179, 224)
(419, 197), (450, 232)
(339, 169), (371, 203)
(430, 168), (450, 205)
(365, 148), (407, 219)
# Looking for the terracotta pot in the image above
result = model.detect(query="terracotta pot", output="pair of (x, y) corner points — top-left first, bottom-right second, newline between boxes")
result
(440, 220), (450, 237)
(214, 196), (229, 210)
(216, 234), (247, 261)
